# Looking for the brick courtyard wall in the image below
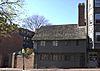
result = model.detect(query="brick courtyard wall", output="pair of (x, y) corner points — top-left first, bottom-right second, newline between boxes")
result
(14, 53), (35, 69)
(16, 55), (23, 69)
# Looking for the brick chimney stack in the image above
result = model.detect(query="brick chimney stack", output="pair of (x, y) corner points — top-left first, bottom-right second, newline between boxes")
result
(78, 3), (85, 26)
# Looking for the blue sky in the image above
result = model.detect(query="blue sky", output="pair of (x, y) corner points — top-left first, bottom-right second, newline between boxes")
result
(22, 0), (86, 25)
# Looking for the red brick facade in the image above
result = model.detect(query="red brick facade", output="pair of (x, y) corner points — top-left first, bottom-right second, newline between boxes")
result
(0, 32), (23, 67)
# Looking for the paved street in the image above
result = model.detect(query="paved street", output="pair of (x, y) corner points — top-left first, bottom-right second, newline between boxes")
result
(1, 68), (100, 71)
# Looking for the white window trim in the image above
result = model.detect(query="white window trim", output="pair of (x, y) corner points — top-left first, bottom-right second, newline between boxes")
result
(40, 41), (45, 46)
(53, 41), (58, 46)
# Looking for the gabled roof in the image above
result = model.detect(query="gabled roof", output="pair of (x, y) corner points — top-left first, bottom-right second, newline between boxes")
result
(32, 24), (86, 40)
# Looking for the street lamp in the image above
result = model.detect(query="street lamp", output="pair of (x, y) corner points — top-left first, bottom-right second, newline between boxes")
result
(22, 48), (25, 70)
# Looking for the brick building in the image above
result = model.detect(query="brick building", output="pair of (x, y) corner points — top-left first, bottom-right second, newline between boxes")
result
(0, 31), (23, 67)
(0, 28), (34, 68)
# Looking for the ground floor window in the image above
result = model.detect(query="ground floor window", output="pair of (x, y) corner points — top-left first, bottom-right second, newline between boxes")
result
(38, 53), (71, 61)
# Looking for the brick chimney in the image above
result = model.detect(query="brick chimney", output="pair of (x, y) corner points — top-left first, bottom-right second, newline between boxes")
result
(78, 3), (85, 26)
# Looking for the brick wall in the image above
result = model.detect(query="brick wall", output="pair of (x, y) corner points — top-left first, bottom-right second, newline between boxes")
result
(0, 31), (23, 67)
(78, 3), (85, 26)
(13, 53), (35, 69)
(0, 55), (3, 67)
(0, 32), (23, 54)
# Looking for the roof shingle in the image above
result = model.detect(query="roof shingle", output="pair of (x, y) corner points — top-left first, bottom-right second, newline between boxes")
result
(32, 24), (86, 40)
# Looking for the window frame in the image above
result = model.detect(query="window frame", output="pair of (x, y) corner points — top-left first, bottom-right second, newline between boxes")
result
(52, 41), (58, 46)
(40, 41), (46, 46)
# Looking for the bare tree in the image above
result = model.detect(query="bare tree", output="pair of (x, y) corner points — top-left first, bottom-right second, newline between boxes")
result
(23, 15), (50, 31)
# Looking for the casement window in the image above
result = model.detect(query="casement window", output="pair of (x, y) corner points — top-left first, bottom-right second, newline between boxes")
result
(39, 54), (51, 61)
(39, 53), (67, 61)
(40, 54), (47, 60)
(52, 41), (58, 46)
(40, 41), (45, 46)
(33, 41), (37, 49)
(53, 54), (58, 61)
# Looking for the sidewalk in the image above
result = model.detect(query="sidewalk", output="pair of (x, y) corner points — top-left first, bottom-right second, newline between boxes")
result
(1, 68), (100, 71)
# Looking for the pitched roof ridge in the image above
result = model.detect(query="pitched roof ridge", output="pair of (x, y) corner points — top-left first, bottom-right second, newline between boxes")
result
(43, 24), (77, 27)
(39, 24), (78, 29)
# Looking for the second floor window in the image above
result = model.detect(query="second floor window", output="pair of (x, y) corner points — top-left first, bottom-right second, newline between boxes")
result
(53, 41), (58, 46)
(40, 41), (45, 46)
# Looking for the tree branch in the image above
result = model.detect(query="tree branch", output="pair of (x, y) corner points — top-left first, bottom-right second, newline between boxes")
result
(0, 0), (20, 5)
(23, 15), (49, 30)
(0, 7), (12, 24)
